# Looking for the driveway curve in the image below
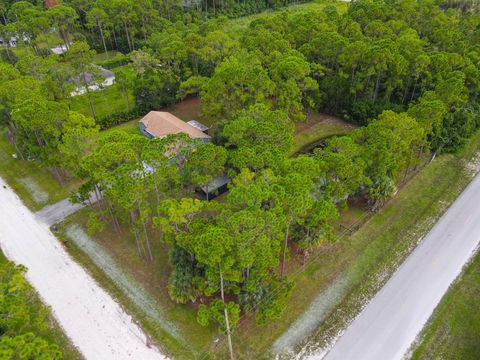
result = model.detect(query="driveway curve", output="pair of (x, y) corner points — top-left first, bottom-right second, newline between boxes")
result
(0, 177), (166, 360)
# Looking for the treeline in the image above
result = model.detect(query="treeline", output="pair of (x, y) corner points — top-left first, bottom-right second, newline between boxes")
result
(126, 0), (480, 151)
(1, 0), (480, 352)
(0, 0), (307, 55)
(0, 261), (63, 358)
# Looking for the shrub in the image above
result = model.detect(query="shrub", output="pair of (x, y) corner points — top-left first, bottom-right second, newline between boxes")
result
(95, 54), (129, 69)
(96, 106), (143, 130)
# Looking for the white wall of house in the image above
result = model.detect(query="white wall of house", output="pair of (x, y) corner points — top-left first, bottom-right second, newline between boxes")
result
(0, 37), (18, 47)
(70, 76), (116, 97)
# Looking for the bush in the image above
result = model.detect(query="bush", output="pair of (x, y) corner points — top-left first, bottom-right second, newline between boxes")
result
(348, 100), (405, 125)
(95, 54), (129, 69)
(0, 49), (18, 64)
(134, 70), (179, 112)
(96, 106), (143, 130)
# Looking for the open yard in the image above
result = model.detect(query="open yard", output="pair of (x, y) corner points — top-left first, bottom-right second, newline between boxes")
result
(55, 126), (480, 358)
(0, 128), (81, 211)
(66, 65), (136, 120)
(226, 0), (350, 33)
(411, 252), (480, 360)
(92, 50), (125, 64)
(291, 112), (356, 154)
(57, 209), (216, 359)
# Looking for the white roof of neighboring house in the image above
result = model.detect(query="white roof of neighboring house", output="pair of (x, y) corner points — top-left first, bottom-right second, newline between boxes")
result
(50, 43), (71, 54)
(72, 66), (115, 87)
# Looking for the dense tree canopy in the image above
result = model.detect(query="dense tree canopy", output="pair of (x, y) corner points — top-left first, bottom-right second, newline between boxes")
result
(2, 0), (480, 348)
(0, 261), (63, 359)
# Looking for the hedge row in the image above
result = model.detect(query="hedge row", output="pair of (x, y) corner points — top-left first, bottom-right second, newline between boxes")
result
(95, 55), (130, 70)
(96, 106), (144, 130)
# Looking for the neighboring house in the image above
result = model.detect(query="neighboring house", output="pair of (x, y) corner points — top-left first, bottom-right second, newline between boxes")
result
(139, 111), (211, 141)
(50, 43), (71, 55)
(70, 66), (115, 97)
(196, 174), (231, 200)
(0, 35), (29, 47)
(0, 37), (17, 47)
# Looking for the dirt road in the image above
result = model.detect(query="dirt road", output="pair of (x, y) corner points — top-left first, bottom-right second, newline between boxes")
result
(35, 192), (97, 226)
(0, 177), (166, 360)
(301, 173), (480, 360)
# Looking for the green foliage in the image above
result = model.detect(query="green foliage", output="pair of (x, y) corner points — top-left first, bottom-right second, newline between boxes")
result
(96, 106), (143, 130)
(239, 276), (294, 325)
(3, 0), (480, 336)
(197, 300), (240, 334)
(184, 142), (227, 199)
(221, 104), (294, 171)
(0, 261), (63, 358)
(201, 52), (275, 119)
(167, 246), (205, 304)
(134, 69), (179, 111)
(0, 333), (62, 359)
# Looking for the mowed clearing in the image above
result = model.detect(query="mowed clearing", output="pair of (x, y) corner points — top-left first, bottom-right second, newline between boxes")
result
(292, 113), (356, 154)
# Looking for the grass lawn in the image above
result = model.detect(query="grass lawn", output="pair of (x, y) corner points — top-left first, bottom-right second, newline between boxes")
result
(93, 50), (125, 64)
(67, 83), (134, 119)
(66, 65), (136, 120)
(291, 112), (356, 154)
(0, 250), (83, 360)
(0, 128), (81, 211)
(36, 33), (64, 50)
(226, 0), (350, 33)
(212, 130), (480, 358)
(56, 210), (216, 359)
(55, 128), (480, 359)
(411, 252), (480, 360)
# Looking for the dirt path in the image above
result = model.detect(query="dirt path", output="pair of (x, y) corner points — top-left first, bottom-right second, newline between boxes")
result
(0, 177), (167, 360)
(35, 192), (97, 226)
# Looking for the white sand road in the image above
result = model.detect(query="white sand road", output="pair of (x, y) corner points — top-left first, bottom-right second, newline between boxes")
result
(0, 177), (167, 360)
(298, 173), (480, 360)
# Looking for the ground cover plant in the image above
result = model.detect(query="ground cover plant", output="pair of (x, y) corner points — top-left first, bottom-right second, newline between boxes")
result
(411, 252), (480, 360)
(0, 251), (81, 359)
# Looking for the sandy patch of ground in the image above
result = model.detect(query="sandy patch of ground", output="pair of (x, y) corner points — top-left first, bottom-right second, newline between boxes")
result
(463, 152), (480, 175)
(65, 225), (185, 345)
(0, 177), (166, 359)
(19, 177), (49, 204)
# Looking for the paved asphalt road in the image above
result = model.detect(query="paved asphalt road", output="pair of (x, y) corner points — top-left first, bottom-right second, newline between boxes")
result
(305, 173), (480, 360)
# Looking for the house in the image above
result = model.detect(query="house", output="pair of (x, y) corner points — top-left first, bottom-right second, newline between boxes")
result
(139, 112), (211, 141)
(50, 43), (71, 55)
(0, 37), (17, 47)
(70, 66), (115, 96)
(0, 35), (28, 48)
(196, 174), (231, 200)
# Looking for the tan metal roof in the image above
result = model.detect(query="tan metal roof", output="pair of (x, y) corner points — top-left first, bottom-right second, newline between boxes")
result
(139, 111), (211, 139)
